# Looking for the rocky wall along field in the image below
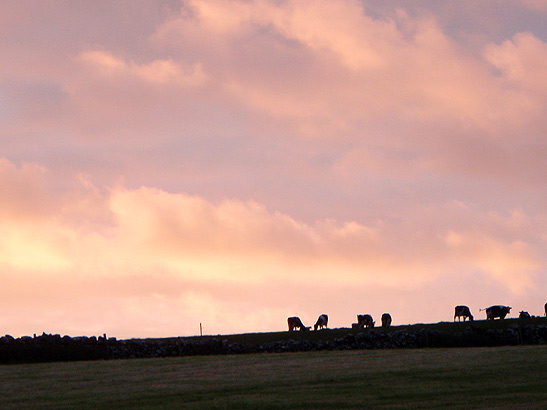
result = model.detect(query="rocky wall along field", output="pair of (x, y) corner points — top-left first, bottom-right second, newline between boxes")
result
(1, 318), (546, 364)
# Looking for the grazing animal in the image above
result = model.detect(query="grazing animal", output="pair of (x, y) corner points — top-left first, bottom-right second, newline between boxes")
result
(381, 313), (392, 328)
(357, 314), (375, 329)
(314, 314), (328, 331)
(519, 311), (531, 319)
(482, 305), (511, 320)
(454, 305), (474, 322)
(287, 317), (309, 331)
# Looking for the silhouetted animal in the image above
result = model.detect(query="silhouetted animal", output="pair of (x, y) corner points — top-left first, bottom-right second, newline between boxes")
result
(454, 305), (474, 322)
(357, 314), (375, 329)
(482, 305), (511, 320)
(287, 317), (309, 331)
(381, 313), (392, 328)
(314, 314), (328, 331)
(519, 311), (531, 319)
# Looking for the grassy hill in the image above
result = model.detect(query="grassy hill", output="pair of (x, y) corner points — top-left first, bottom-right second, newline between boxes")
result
(158, 316), (547, 345)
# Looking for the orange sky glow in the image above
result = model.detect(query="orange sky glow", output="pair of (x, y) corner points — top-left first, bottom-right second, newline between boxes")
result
(1, 0), (546, 338)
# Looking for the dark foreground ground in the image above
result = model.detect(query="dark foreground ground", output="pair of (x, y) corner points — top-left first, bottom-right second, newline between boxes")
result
(1, 317), (546, 364)
(1, 345), (546, 409)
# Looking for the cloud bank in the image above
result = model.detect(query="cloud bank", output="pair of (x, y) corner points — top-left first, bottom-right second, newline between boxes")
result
(0, 1), (545, 337)
(0, 157), (544, 336)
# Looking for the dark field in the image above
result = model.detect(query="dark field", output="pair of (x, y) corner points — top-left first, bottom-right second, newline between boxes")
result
(188, 317), (547, 345)
(1, 345), (546, 409)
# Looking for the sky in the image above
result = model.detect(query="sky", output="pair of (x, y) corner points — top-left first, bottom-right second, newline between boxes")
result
(1, 0), (546, 339)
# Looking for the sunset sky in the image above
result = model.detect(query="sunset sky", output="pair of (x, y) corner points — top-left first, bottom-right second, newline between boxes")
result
(1, 0), (546, 338)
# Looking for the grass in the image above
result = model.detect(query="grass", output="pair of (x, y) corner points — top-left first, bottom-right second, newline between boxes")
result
(1, 345), (546, 409)
(175, 316), (547, 345)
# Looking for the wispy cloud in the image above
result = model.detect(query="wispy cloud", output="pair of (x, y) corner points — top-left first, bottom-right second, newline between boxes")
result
(79, 50), (207, 86)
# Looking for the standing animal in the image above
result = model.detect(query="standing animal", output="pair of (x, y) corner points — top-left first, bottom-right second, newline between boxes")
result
(287, 317), (309, 331)
(519, 311), (531, 319)
(314, 314), (328, 331)
(454, 305), (474, 322)
(357, 314), (375, 329)
(381, 313), (392, 329)
(482, 305), (511, 320)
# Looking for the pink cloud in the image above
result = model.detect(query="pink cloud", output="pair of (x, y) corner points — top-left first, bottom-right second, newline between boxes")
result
(485, 32), (547, 95)
(0, 159), (56, 220)
(1, 2), (546, 338)
(518, 0), (547, 13)
(1, 158), (544, 337)
(152, 0), (543, 161)
(79, 50), (207, 86)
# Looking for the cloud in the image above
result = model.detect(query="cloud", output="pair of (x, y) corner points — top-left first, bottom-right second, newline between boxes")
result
(4, 0), (545, 192)
(518, 0), (547, 13)
(1, 2), (546, 337)
(79, 50), (207, 86)
(444, 231), (539, 294)
(1, 158), (544, 336)
(152, 0), (545, 183)
(0, 158), (50, 219)
(485, 32), (547, 94)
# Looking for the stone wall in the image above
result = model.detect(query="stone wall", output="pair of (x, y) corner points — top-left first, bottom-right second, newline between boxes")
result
(2, 324), (546, 364)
